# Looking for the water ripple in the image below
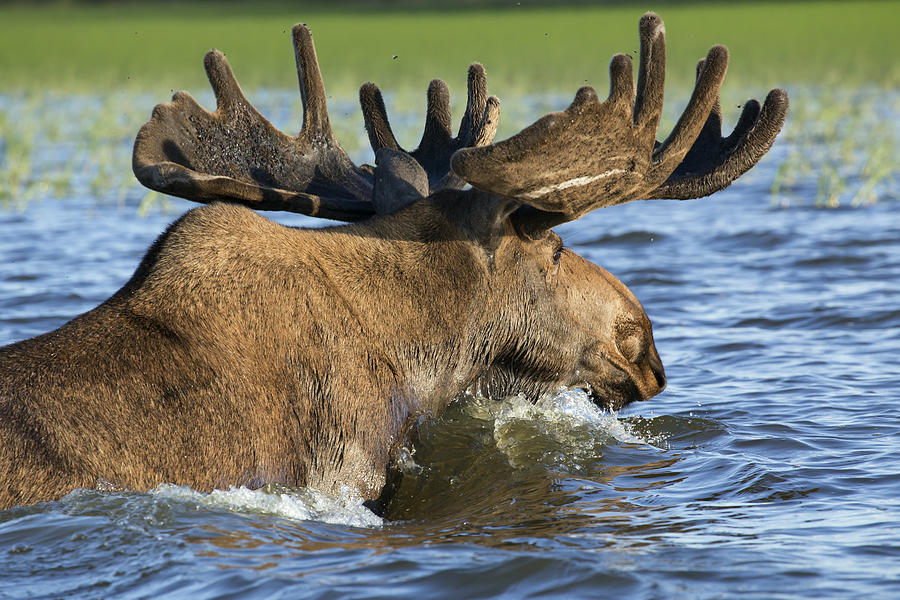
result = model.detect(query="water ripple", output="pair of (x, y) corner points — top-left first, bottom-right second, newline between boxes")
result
(2, 88), (899, 598)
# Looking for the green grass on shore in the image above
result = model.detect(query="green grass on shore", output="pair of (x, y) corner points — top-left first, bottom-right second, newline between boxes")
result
(0, 1), (898, 97)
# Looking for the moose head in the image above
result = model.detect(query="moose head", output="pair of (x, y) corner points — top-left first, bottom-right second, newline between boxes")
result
(0, 14), (787, 510)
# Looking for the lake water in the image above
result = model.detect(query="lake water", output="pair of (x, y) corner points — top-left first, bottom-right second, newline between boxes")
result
(0, 89), (898, 598)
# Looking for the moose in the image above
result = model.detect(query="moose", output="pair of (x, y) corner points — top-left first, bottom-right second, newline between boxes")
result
(0, 14), (787, 512)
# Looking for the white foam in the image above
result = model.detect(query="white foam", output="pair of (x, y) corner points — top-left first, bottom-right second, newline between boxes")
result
(490, 388), (645, 444)
(151, 483), (382, 528)
(459, 388), (652, 470)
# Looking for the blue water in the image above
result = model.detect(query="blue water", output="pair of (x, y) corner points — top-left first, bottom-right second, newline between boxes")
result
(1, 89), (899, 599)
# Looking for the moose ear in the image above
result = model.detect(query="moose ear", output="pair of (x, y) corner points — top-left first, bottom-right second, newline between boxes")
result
(373, 148), (429, 215)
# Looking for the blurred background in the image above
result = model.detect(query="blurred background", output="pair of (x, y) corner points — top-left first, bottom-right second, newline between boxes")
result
(0, 0), (897, 211)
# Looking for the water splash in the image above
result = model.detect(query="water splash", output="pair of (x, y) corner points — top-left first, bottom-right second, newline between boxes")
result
(151, 483), (383, 528)
(457, 388), (657, 472)
(501, 389), (645, 442)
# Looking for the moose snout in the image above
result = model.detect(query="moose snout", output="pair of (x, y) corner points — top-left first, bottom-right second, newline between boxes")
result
(620, 339), (667, 401)
(639, 348), (666, 399)
(649, 355), (666, 394)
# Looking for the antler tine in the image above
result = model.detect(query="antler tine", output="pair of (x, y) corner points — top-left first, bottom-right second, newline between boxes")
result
(420, 79), (454, 149)
(411, 78), (457, 187)
(608, 53), (636, 107)
(648, 45), (728, 184)
(133, 23), (376, 222)
(204, 50), (247, 111)
(293, 24), (332, 140)
(359, 63), (501, 195)
(648, 79), (788, 200)
(634, 13), (666, 132)
(464, 64), (501, 148)
(359, 82), (402, 152)
(677, 56), (727, 158)
(728, 99), (761, 146)
(451, 12), (783, 227)
(457, 64), (489, 145)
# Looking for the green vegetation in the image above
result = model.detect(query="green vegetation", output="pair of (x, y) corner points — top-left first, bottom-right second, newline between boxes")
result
(0, 1), (897, 211)
(0, 1), (897, 94)
(770, 88), (900, 208)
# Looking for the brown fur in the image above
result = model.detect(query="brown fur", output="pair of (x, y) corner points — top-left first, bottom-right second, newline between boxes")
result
(0, 13), (786, 511)
(0, 191), (664, 510)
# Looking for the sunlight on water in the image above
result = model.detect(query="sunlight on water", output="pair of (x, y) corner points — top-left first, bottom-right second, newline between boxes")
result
(151, 483), (382, 528)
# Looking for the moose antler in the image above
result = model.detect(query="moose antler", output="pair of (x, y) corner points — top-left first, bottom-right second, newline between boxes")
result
(360, 65), (501, 193)
(133, 24), (500, 221)
(133, 25), (377, 221)
(451, 13), (788, 223)
(134, 14), (786, 226)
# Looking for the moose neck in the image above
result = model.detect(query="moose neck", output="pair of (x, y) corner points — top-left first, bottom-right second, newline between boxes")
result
(303, 191), (531, 414)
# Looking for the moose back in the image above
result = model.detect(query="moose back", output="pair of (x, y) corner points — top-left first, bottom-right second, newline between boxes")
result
(0, 14), (787, 511)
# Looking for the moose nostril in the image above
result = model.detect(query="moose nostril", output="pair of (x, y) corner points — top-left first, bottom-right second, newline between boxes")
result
(654, 367), (666, 391)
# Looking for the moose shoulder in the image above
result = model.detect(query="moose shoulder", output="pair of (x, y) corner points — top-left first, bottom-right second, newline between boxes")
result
(0, 14), (787, 511)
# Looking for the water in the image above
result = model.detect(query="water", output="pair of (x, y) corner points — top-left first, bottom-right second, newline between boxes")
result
(1, 90), (899, 598)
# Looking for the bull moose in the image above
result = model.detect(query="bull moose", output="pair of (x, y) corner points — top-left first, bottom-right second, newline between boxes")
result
(0, 14), (787, 512)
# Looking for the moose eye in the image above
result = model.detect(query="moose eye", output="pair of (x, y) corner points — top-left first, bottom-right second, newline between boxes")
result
(552, 246), (563, 264)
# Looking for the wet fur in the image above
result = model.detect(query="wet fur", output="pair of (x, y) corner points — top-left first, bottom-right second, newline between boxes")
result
(0, 191), (664, 510)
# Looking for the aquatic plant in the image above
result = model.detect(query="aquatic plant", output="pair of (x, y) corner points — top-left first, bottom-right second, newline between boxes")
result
(1, 83), (896, 214)
(768, 86), (899, 208)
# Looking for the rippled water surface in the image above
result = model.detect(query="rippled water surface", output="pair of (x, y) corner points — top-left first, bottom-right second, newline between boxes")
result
(1, 90), (899, 599)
